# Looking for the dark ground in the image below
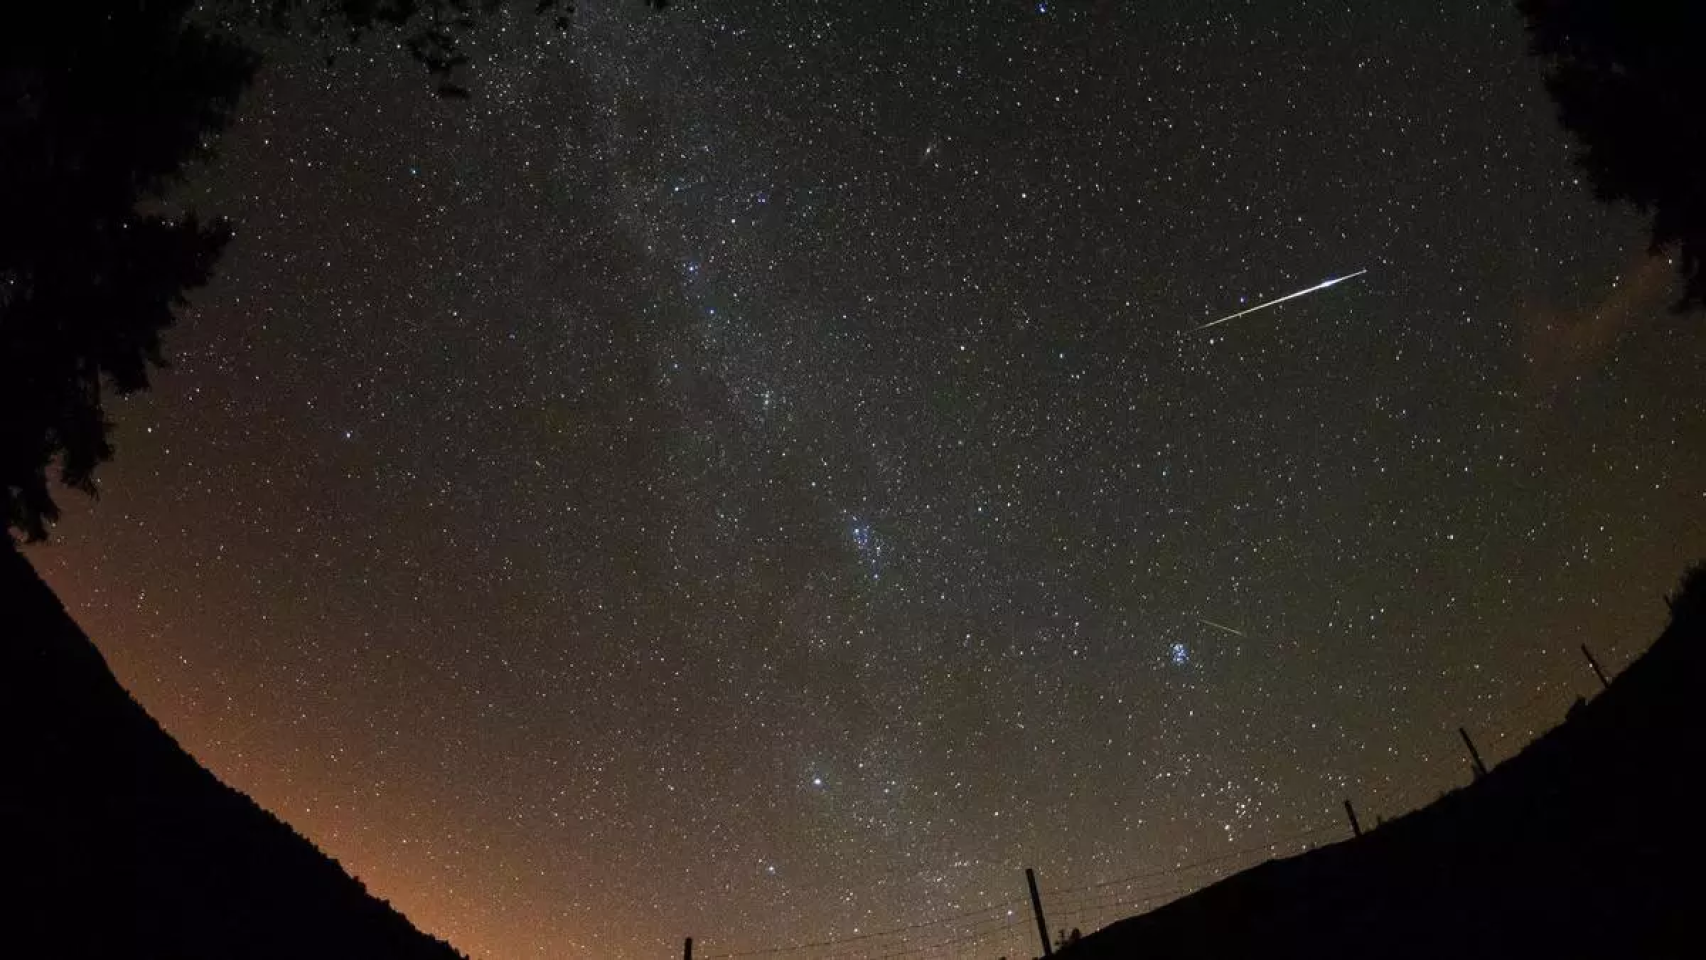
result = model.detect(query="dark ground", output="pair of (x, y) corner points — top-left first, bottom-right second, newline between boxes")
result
(0, 542), (462, 960)
(4, 535), (1703, 958)
(1060, 566), (1706, 960)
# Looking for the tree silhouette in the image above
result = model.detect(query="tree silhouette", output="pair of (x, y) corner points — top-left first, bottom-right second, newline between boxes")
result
(1665, 560), (1706, 627)
(1, 0), (655, 544)
(231, 0), (622, 98)
(1518, 0), (1706, 310)
(1, 2), (254, 543)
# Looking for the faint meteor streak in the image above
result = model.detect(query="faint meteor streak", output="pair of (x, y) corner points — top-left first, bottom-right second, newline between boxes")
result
(1190, 269), (1369, 332)
(1192, 615), (1248, 638)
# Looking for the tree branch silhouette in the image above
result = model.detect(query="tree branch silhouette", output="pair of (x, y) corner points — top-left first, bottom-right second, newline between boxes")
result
(1519, 0), (1706, 311)
(1, 0), (662, 543)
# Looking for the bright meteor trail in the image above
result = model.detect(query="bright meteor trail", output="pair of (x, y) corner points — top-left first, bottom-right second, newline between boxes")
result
(1191, 615), (1248, 638)
(1190, 268), (1369, 332)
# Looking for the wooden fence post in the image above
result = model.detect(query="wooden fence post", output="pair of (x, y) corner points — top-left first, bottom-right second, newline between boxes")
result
(1343, 798), (1363, 837)
(1026, 867), (1053, 957)
(1459, 726), (1488, 778)
(1581, 644), (1611, 689)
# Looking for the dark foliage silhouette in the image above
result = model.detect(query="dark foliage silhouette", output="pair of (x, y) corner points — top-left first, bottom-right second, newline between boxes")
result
(0, 541), (464, 958)
(0, 2), (672, 951)
(226, 0), (609, 97)
(1665, 559), (1706, 624)
(0, 2), (253, 542)
(0, 0), (664, 544)
(1057, 562), (1706, 959)
(1519, 0), (1706, 310)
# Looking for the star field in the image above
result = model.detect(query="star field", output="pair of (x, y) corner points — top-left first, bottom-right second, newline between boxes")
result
(27, 1), (1706, 957)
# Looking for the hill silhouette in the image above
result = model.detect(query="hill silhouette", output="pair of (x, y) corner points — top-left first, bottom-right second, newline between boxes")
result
(1059, 566), (1705, 960)
(0, 542), (465, 960)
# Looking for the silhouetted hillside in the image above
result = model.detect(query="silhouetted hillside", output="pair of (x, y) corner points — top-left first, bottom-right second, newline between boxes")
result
(1061, 566), (1706, 960)
(0, 544), (465, 960)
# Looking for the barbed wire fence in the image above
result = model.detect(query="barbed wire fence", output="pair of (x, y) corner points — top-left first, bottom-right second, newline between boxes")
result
(687, 821), (1343, 960)
(681, 645), (1616, 960)
(694, 898), (1030, 960)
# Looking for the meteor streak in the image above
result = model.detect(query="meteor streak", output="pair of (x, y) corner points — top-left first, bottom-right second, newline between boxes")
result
(1192, 615), (1248, 638)
(1191, 268), (1368, 332)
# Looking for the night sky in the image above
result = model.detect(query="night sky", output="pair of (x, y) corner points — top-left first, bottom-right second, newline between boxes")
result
(26, 1), (1706, 957)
